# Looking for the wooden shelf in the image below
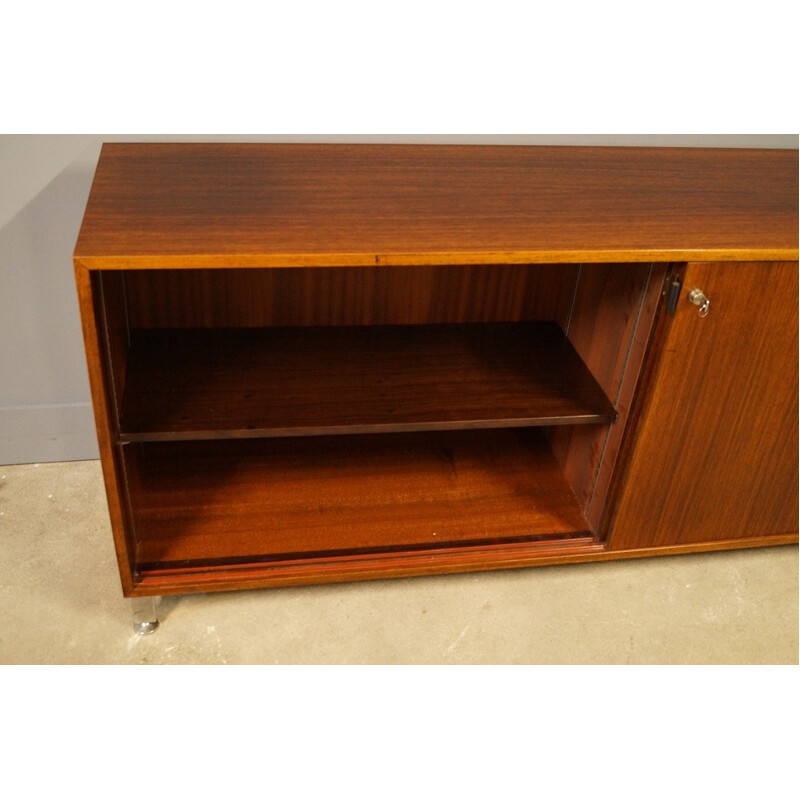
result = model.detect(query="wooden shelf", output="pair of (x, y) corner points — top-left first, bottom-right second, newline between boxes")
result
(127, 428), (591, 573)
(119, 322), (616, 441)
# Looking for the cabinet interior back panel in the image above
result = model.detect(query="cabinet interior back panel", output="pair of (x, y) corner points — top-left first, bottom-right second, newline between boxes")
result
(127, 429), (591, 568)
(122, 264), (578, 328)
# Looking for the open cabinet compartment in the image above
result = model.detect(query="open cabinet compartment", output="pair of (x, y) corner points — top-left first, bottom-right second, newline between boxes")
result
(90, 262), (663, 594)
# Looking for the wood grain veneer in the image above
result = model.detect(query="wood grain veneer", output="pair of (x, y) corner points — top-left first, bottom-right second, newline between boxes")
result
(608, 261), (799, 549)
(551, 262), (664, 525)
(74, 267), (136, 592)
(122, 264), (578, 328)
(74, 144), (798, 269)
(72, 144), (798, 601)
(130, 538), (795, 597)
(127, 429), (591, 569)
(119, 322), (616, 441)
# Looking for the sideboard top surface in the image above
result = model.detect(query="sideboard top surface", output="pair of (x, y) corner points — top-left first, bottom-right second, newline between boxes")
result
(73, 143), (798, 268)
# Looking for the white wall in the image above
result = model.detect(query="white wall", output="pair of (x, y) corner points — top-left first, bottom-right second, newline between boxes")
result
(1, 134), (796, 465)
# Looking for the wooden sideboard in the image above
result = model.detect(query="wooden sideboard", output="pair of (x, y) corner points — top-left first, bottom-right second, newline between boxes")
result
(73, 143), (798, 615)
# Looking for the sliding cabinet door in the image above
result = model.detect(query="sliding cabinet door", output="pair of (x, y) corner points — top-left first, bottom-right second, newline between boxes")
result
(608, 261), (798, 550)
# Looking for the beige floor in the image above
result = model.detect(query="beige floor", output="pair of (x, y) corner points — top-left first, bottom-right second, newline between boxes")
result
(0, 458), (797, 665)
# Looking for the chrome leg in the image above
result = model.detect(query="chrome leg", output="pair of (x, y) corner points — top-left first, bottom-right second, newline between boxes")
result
(131, 595), (159, 635)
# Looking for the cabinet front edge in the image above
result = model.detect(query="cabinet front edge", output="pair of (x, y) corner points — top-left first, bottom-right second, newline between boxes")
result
(72, 248), (800, 270)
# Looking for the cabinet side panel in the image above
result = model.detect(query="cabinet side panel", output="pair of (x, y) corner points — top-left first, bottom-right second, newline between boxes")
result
(123, 265), (578, 327)
(608, 261), (799, 549)
(97, 272), (130, 416)
(551, 263), (662, 527)
(74, 266), (136, 593)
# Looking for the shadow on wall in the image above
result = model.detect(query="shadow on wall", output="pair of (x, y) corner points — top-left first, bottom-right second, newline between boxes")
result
(0, 157), (100, 465)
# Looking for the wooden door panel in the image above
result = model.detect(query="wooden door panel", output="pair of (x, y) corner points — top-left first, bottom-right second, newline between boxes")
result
(608, 261), (798, 550)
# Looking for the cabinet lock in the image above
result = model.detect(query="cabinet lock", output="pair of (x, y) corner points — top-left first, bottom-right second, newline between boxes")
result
(687, 288), (710, 317)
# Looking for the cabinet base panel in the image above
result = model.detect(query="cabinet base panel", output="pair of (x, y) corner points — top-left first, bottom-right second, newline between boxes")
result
(124, 535), (797, 597)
